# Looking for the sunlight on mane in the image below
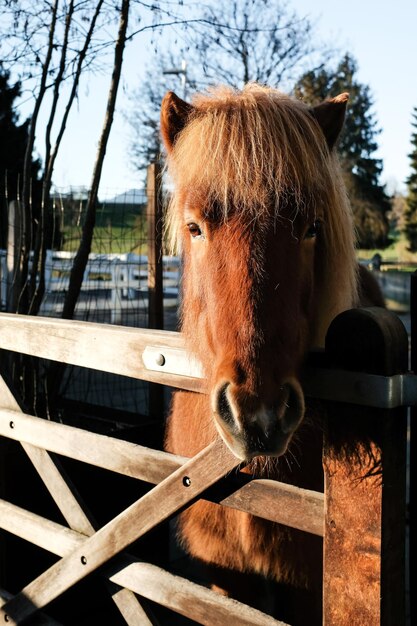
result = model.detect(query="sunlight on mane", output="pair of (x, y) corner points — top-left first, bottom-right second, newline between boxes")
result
(164, 83), (359, 342)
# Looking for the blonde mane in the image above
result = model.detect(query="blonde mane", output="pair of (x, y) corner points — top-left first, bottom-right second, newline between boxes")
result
(164, 83), (359, 342)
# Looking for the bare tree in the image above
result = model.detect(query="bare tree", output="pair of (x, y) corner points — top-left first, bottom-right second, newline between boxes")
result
(28, 0), (106, 315)
(0, 0), (223, 313)
(1, 0), (112, 313)
(62, 0), (130, 320)
(0, 0), (220, 411)
(126, 51), (198, 175)
(190, 0), (327, 88)
(126, 0), (331, 174)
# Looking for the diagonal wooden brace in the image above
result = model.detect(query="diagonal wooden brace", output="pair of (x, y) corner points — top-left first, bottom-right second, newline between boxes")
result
(0, 438), (240, 624)
(0, 372), (154, 625)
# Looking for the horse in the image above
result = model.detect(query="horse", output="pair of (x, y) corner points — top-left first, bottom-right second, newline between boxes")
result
(160, 84), (383, 624)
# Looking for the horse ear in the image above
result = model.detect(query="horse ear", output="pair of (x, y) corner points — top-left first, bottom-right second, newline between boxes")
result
(161, 91), (194, 153)
(311, 93), (349, 150)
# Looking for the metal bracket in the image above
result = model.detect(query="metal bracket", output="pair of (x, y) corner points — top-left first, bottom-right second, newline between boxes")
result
(142, 346), (204, 379)
(302, 368), (417, 409)
(142, 345), (417, 409)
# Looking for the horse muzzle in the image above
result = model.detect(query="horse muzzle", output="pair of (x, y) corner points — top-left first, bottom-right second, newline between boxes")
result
(211, 378), (305, 461)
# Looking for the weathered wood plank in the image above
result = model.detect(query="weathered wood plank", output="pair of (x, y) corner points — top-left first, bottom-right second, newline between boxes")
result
(0, 586), (62, 626)
(0, 438), (241, 624)
(0, 499), (80, 556)
(0, 499), (284, 626)
(220, 478), (324, 537)
(147, 162), (164, 331)
(113, 556), (284, 626)
(108, 587), (153, 626)
(0, 374), (94, 535)
(0, 408), (324, 535)
(0, 407), (187, 485)
(0, 374), (153, 624)
(0, 313), (206, 392)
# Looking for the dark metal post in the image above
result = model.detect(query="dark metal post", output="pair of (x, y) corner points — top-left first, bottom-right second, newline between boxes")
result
(323, 307), (408, 626)
(409, 273), (417, 626)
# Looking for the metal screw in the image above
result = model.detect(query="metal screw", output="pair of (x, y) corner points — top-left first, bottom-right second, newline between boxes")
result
(81, 555), (87, 565)
(182, 476), (191, 487)
(9, 421), (14, 429)
(155, 353), (165, 367)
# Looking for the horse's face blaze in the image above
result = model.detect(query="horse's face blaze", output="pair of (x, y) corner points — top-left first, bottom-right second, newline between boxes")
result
(180, 204), (321, 460)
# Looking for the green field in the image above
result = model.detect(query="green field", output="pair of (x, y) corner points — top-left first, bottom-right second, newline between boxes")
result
(357, 233), (417, 265)
(61, 225), (148, 254)
(57, 196), (149, 254)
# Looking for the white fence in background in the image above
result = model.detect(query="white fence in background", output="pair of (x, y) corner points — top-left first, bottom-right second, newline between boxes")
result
(0, 250), (180, 323)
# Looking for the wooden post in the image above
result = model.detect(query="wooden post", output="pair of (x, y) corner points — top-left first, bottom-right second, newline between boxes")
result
(146, 162), (163, 331)
(146, 161), (167, 568)
(323, 307), (408, 626)
(146, 163), (165, 422)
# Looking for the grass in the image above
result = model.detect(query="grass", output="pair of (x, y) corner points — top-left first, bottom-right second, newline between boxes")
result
(61, 225), (148, 255)
(357, 233), (417, 265)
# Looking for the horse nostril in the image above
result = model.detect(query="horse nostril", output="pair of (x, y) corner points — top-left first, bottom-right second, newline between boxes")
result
(215, 383), (235, 428)
(278, 380), (305, 434)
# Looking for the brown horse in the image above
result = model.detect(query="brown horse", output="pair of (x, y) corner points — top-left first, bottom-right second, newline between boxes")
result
(161, 84), (382, 624)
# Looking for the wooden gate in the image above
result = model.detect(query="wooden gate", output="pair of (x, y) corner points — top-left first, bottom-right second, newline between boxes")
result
(0, 307), (410, 625)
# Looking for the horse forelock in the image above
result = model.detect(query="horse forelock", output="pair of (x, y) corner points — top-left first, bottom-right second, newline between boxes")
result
(164, 83), (359, 344)
(166, 84), (329, 233)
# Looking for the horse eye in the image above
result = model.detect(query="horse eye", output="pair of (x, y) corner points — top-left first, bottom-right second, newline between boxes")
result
(305, 220), (322, 240)
(187, 222), (202, 238)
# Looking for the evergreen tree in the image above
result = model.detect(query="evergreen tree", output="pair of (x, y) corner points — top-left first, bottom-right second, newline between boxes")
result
(294, 54), (391, 249)
(0, 66), (42, 247)
(404, 107), (417, 251)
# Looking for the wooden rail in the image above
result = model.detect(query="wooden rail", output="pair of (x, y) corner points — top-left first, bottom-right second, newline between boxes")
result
(0, 311), (410, 625)
(0, 313), (292, 624)
(0, 407), (324, 537)
(0, 500), (281, 626)
(0, 313), (205, 392)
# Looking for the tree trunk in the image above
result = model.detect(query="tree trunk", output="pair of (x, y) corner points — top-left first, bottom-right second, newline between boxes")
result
(62, 0), (130, 321)
(16, 0), (59, 314)
(28, 0), (104, 316)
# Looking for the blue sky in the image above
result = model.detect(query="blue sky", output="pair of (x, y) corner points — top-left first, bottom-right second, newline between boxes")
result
(24, 0), (417, 195)
(295, 0), (417, 194)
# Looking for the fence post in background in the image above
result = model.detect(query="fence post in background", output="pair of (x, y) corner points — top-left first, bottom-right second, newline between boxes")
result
(322, 307), (408, 626)
(110, 259), (123, 325)
(0, 252), (6, 311)
(147, 162), (163, 331)
(6, 200), (24, 313)
(146, 163), (165, 421)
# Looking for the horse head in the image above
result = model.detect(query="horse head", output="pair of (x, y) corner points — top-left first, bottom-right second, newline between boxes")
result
(161, 85), (358, 461)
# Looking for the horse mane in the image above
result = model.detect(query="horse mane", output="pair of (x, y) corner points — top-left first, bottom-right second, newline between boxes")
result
(164, 83), (359, 344)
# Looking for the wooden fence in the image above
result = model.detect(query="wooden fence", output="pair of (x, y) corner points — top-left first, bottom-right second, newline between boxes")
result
(0, 250), (180, 322)
(0, 306), (412, 625)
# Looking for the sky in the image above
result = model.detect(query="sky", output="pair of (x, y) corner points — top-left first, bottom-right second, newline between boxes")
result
(17, 0), (417, 196)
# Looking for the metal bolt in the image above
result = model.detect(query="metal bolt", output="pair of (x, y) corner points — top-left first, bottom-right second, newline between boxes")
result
(182, 476), (191, 487)
(81, 555), (87, 565)
(155, 353), (166, 367)
(9, 421), (14, 429)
